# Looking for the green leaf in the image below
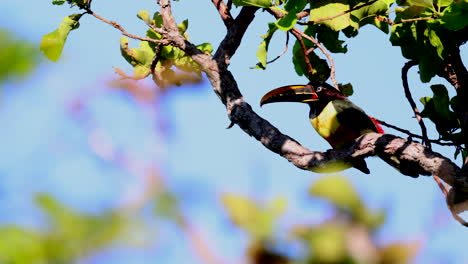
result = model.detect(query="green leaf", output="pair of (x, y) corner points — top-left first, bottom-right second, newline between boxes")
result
(420, 84), (459, 134)
(308, 224), (347, 263)
(0, 227), (44, 264)
(119, 37), (156, 78)
(52, 0), (66, 5)
(338, 83), (353, 96)
(137, 10), (151, 24)
(292, 39), (330, 81)
(309, 175), (363, 213)
(390, 21), (443, 82)
(310, 2), (351, 31)
(221, 194), (285, 239)
(275, 0), (307, 31)
(0, 30), (40, 83)
(438, 0), (453, 7)
(196, 42), (214, 54)
(379, 242), (420, 264)
(426, 27), (444, 59)
(276, 12), (298, 30)
(440, 0), (468, 30)
(350, 0), (392, 32)
(254, 23), (278, 69)
(232, 0), (272, 8)
(178, 19), (189, 34)
(40, 13), (83, 61)
(406, 0), (435, 10)
(316, 24), (348, 53)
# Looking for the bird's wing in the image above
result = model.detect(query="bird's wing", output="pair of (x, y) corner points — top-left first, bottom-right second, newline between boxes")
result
(333, 100), (379, 134)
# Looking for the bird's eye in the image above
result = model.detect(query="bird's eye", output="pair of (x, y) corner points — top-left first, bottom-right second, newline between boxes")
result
(316, 87), (322, 93)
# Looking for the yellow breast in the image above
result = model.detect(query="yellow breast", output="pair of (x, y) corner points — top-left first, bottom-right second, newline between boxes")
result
(310, 101), (340, 139)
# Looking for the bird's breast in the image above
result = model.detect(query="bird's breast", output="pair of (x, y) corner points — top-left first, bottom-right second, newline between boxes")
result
(310, 100), (365, 149)
(310, 101), (340, 140)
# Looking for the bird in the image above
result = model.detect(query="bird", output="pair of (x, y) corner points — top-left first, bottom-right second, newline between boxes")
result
(260, 81), (384, 174)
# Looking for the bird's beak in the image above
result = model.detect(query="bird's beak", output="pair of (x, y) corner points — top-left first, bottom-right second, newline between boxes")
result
(260, 85), (318, 106)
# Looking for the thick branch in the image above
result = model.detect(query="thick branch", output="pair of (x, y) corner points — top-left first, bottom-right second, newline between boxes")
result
(211, 0), (234, 27)
(438, 46), (468, 162)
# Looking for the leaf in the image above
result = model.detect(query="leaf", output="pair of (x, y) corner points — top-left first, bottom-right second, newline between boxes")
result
(0, 30), (40, 82)
(316, 24), (348, 53)
(52, 0), (66, 4)
(420, 84), (459, 134)
(119, 37), (156, 78)
(379, 242), (420, 264)
(197, 42), (214, 54)
(390, 21), (443, 82)
(292, 41), (330, 81)
(426, 27), (444, 59)
(275, 0), (307, 31)
(310, 3), (351, 31)
(309, 175), (363, 213)
(339, 83), (353, 96)
(137, 10), (151, 24)
(0, 227), (44, 264)
(178, 19), (189, 35)
(351, 0), (390, 20)
(40, 13), (83, 61)
(406, 0), (435, 10)
(221, 193), (285, 238)
(438, 0), (453, 7)
(308, 224), (347, 263)
(350, 0), (392, 32)
(440, 0), (468, 30)
(254, 23), (278, 69)
(232, 0), (272, 8)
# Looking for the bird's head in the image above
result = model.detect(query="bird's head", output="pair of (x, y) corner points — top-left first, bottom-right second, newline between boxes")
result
(260, 81), (345, 107)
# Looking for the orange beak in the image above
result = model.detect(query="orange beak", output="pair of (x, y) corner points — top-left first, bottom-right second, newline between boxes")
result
(260, 85), (319, 106)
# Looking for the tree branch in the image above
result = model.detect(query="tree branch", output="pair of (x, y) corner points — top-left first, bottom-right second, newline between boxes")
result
(402, 61), (431, 148)
(290, 29), (314, 79)
(375, 118), (456, 146)
(438, 46), (468, 162)
(211, 0), (234, 27)
(85, 8), (169, 44)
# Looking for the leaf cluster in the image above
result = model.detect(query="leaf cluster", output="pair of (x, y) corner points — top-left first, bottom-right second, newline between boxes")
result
(222, 175), (419, 264)
(0, 194), (143, 264)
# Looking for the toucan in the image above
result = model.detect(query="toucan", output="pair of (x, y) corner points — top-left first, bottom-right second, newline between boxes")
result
(260, 81), (384, 174)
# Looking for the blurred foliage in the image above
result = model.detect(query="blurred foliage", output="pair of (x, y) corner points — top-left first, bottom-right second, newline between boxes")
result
(0, 193), (153, 264)
(0, 175), (420, 264)
(223, 175), (419, 264)
(0, 29), (39, 84)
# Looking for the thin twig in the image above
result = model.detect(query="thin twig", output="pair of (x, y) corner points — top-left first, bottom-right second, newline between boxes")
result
(376, 16), (435, 25)
(403, 61), (452, 201)
(292, 28), (338, 89)
(402, 61), (431, 148)
(375, 118), (456, 146)
(290, 29), (314, 78)
(85, 8), (168, 44)
(266, 32), (289, 65)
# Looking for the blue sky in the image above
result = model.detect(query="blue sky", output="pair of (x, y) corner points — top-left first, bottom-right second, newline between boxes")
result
(2, 0), (468, 263)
